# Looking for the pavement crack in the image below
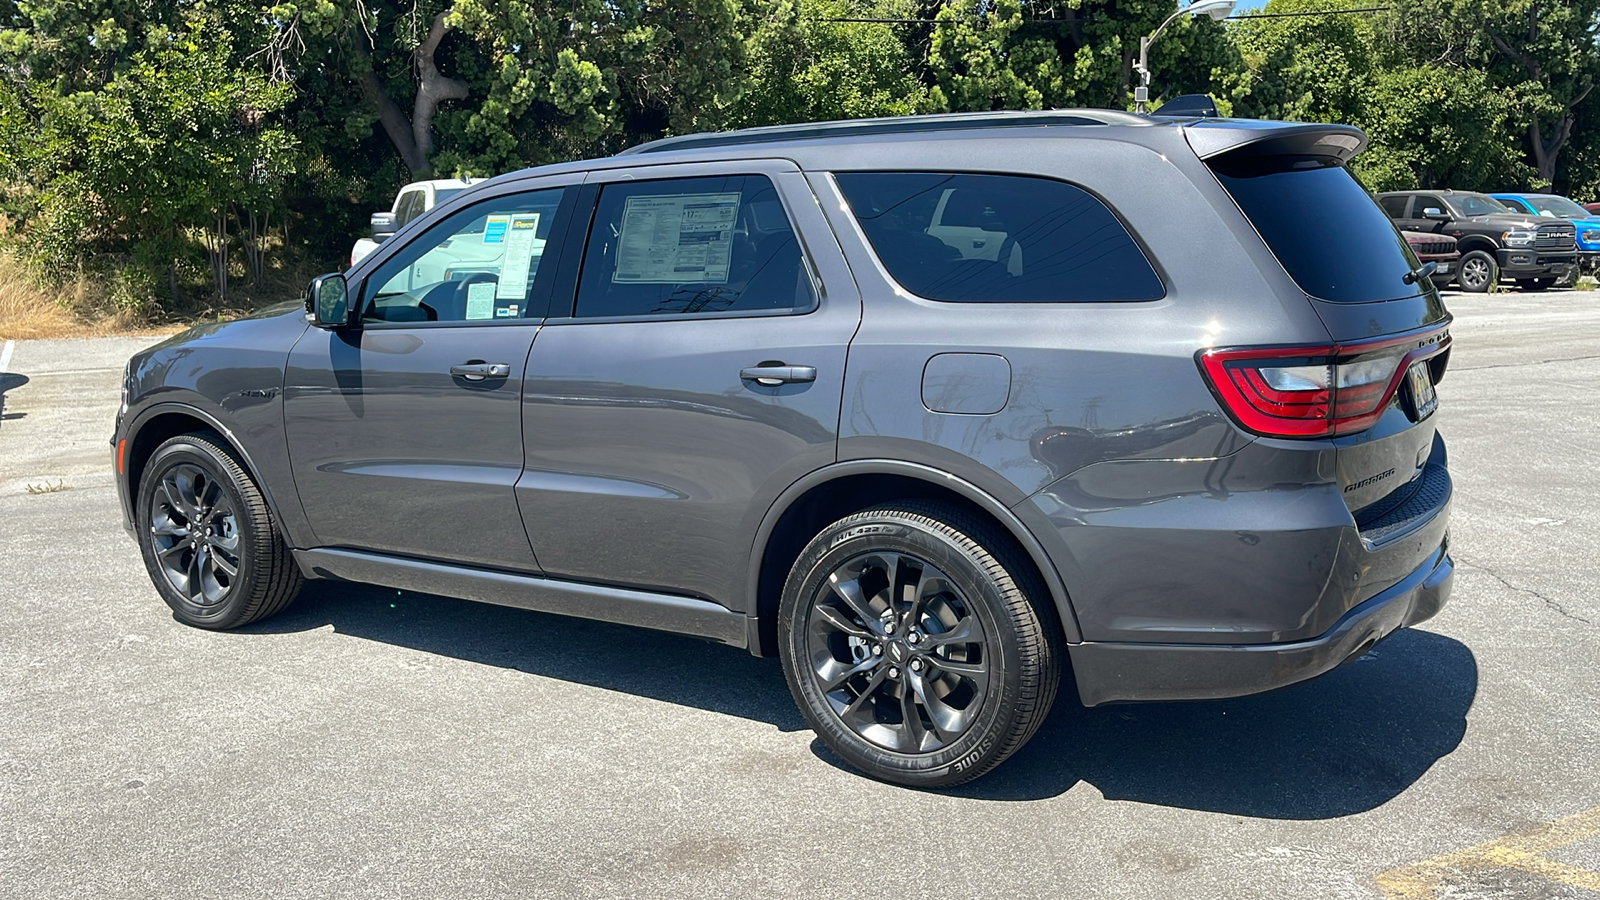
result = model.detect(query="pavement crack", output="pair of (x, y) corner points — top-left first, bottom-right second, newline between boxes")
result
(1457, 558), (1593, 625)
(1455, 353), (1600, 372)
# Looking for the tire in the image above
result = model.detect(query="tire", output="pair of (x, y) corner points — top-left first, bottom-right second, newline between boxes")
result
(136, 432), (304, 629)
(1516, 278), (1553, 292)
(1457, 250), (1498, 293)
(777, 501), (1061, 787)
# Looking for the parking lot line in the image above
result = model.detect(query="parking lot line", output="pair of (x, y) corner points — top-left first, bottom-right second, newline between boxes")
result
(1376, 805), (1600, 898)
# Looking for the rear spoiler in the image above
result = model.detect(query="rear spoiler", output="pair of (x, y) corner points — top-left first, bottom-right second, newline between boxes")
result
(1182, 120), (1368, 164)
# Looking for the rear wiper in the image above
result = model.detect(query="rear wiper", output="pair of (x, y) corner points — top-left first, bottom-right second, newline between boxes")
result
(1402, 261), (1438, 285)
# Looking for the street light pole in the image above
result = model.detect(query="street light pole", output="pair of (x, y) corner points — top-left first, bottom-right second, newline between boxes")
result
(1133, 0), (1238, 115)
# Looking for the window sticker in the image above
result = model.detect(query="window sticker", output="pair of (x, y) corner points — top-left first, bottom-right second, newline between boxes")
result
(483, 215), (510, 244)
(613, 193), (740, 284)
(465, 281), (496, 320)
(495, 214), (542, 299)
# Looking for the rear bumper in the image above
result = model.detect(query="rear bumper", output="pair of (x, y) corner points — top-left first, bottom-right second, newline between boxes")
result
(1068, 540), (1453, 706)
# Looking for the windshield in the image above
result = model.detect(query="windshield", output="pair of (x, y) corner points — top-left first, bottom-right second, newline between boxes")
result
(1454, 193), (1514, 216)
(1526, 195), (1591, 218)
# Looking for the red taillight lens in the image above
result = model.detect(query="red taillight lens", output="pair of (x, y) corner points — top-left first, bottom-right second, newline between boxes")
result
(1199, 327), (1450, 439)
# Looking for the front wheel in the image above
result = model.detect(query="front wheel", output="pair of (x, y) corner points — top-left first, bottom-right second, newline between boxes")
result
(136, 433), (304, 629)
(1457, 250), (1498, 293)
(778, 502), (1061, 787)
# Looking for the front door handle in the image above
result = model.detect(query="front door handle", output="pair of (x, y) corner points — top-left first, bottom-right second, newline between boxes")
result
(740, 364), (817, 387)
(451, 362), (511, 381)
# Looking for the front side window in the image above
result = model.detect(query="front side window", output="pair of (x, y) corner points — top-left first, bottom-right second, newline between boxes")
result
(361, 187), (568, 324)
(574, 175), (816, 318)
(1454, 193), (1513, 216)
(834, 172), (1164, 303)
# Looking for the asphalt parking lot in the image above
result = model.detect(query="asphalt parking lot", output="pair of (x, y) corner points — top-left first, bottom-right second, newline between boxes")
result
(2, 291), (1597, 899)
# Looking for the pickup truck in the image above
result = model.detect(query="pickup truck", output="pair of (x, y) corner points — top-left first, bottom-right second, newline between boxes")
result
(1491, 192), (1600, 274)
(349, 178), (488, 268)
(1377, 190), (1578, 292)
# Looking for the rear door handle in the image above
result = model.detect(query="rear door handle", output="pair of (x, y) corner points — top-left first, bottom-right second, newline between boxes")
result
(451, 362), (511, 381)
(740, 365), (817, 387)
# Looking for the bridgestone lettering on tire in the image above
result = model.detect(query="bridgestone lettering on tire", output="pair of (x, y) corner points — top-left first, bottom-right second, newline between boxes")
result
(777, 501), (1062, 788)
(136, 433), (304, 629)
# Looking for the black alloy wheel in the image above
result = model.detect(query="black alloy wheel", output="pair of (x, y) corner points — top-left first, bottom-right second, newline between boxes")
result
(136, 433), (304, 629)
(149, 462), (241, 607)
(803, 551), (991, 754)
(779, 502), (1061, 787)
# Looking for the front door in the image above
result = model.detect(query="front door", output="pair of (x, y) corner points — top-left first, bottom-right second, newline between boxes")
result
(516, 162), (861, 609)
(283, 180), (577, 571)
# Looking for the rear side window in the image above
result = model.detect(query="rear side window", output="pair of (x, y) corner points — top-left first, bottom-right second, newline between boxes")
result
(1211, 157), (1419, 303)
(1378, 196), (1408, 217)
(574, 175), (816, 318)
(834, 172), (1163, 303)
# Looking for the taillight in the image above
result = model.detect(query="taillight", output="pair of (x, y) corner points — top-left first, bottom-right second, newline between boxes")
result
(1198, 326), (1450, 438)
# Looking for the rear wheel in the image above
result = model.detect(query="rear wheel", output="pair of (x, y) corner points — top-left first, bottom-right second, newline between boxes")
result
(1516, 278), (1554, 291)
(777, 501), (1061, 787)
(1458, 250), (1498, 292)
(136, 433), (304, 629)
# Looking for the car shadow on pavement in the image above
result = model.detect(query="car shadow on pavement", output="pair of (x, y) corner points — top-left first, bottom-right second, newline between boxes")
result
(242, 580), (809, 732)
(246, 582), (1474, 818)
(936, 627), (1477, 816)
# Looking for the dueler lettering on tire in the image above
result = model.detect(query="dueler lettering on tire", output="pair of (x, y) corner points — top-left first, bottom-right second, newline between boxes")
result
(776, 500), (1061, 788)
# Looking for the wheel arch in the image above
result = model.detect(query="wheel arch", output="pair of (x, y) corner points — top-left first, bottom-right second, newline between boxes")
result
(745, 460), (1083, 657)
(1455, 236), (1500, 255)
(123, 403), (298, 546)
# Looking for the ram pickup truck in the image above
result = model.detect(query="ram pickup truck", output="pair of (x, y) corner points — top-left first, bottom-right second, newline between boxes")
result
(349, 178), (487, 268)
(1378, 190), (1577, 292)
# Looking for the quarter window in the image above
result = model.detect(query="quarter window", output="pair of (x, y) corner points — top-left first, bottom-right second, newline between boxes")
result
(834, 172), (1164, 303)
(361, 187), (569, 324)
(574, 175), (816, 318)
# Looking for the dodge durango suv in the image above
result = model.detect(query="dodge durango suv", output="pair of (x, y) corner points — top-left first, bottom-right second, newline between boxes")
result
(114, 111), (1455, 787)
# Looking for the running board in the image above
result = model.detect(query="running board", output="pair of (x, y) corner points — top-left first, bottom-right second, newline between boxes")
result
(293, 548), (748, 647)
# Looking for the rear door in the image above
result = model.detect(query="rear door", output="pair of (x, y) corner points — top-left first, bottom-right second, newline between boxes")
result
(283, 177), (578, 570)
(515, 160), (860, 610)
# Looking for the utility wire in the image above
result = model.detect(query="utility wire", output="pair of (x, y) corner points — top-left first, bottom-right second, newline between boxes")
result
(813, 7), (1392, 24)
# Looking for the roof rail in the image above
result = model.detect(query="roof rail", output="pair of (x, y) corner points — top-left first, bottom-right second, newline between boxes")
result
(617, 109), (1151, 156)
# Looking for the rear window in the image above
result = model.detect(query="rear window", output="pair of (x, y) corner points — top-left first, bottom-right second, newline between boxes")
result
(834, 172), (1163, 303)
(1212, 157), (1419, 303)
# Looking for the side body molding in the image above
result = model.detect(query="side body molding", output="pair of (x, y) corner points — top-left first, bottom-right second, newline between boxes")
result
(296, 548), (749, 646)
(745, 459), (1084, 652)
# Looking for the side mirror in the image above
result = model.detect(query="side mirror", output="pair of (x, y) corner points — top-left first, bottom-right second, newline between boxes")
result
(1422, 207), (1448, 220)
(305, 273), (352, 329)
(371, 212), (398, 243)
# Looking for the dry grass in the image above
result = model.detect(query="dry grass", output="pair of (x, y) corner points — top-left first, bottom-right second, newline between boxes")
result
(24, 480), (70, 494)
(0, 251), (149, 340)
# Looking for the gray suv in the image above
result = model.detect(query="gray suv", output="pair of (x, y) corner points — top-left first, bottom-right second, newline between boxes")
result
(113, 110), (1455, 787)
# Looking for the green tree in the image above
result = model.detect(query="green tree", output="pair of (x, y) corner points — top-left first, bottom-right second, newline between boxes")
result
(922, 0), (1237, 113)
(1378, 0), (1600, 185)
(730, 0), (930, 127)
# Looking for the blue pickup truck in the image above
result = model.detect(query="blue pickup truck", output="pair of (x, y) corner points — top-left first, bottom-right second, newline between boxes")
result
(1492, 192), (1600, 273)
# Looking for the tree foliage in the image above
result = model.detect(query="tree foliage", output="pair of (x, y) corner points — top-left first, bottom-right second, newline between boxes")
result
(2, 0), (1598, 317)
